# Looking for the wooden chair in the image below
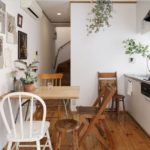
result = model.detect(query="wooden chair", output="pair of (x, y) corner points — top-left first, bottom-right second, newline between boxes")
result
(0, 92), (53, 150)
(54, 119), (80, 150)
(98, 72), (125, 118)
(76, 85), (116, 149)
(38, 73), (65, 119)
(38, 73), (63, 86)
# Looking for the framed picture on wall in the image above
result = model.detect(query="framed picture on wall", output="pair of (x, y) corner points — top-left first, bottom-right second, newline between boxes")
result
(0, 36), (3, 56)
(7, 13), (16, 44)
(0, 1), (6, 34)
(18, 31), (27, 59)
(17, 14), (23, 28)
(0, 36), (4, 68)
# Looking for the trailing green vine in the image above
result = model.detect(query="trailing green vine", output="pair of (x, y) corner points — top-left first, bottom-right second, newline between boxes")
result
(87, 0), (113, 35)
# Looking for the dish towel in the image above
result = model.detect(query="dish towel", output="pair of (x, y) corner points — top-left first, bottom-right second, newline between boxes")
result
(127, 80), (132, 96)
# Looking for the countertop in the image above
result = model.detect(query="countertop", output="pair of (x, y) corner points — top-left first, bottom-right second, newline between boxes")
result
(124, 74), (150, 84)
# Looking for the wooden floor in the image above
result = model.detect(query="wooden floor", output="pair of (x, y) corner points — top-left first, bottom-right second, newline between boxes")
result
(11, 108), (150, 150)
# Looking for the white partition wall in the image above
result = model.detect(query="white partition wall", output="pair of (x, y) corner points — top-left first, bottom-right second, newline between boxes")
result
(71, 3), (150, 111)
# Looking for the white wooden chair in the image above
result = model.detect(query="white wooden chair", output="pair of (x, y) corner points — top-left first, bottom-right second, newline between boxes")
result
(0, 92), (53, 150)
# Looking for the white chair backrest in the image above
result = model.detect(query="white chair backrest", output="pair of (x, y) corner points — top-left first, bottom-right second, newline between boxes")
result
(0, 92), (46, 139)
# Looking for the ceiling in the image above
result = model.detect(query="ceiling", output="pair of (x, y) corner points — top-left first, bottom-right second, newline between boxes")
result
(37, 0), (137, 26)
(37, 0), (70, 25)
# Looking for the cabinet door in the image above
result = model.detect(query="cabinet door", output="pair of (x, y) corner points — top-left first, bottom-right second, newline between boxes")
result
(125, 78), (140, 116)
(125, 77), (150, 136)
(125, 77), (143, 123)
(132, 81), (145, 123)
(140, 96), (150, 136)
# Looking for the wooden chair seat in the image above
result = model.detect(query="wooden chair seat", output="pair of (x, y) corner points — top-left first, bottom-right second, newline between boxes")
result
(55, 119), (80, 133)
(113, 94), (125, 100)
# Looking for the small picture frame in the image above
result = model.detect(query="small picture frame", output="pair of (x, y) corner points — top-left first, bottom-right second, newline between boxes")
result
(0, 1), (6, 34)
(18, 31), (27, 59)
(0, 36), (3, 68)
(0, 36), (3, 56)
(7, 13), (16, 44)
(17, 14), (23, 28)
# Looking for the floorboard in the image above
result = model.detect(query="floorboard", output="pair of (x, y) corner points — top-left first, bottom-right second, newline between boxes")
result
(9, 108), (150, 150)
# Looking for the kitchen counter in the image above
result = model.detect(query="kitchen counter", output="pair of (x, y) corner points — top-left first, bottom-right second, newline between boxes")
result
(124, 74), (150, 84)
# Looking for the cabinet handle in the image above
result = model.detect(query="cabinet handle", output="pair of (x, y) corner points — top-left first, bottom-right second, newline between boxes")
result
(144, 97), (150, 102)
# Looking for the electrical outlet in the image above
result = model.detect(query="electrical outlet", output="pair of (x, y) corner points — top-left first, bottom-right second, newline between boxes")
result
(129, 57), (135, 63)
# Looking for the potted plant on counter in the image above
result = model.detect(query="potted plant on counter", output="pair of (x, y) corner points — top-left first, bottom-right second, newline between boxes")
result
(14, 60), (39, 92)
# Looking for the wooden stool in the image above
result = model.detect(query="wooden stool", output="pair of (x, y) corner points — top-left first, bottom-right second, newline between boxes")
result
(111, 94), (125, 117)
(54, 119), (80, 150)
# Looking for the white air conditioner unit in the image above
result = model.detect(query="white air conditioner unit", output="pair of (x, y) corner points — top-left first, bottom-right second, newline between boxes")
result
(21, 0), (43, 19)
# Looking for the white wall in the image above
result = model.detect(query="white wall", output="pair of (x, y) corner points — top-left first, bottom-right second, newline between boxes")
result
(71, 3), (150, 110)
(39, 16), (55, 73)
(0, 0), (54, 148)
(55, 27), (70, 68)
(55, 27), (70, 52)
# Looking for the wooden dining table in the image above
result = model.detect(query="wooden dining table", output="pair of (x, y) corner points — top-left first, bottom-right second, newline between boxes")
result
(32, 86), (80, 118)
(32, 86), (80, 100)
(0, 86), (80, 119)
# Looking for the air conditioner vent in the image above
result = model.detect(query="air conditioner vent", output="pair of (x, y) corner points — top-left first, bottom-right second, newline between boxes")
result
(21, 0), (43, 19)
(28, 8), (39, 18)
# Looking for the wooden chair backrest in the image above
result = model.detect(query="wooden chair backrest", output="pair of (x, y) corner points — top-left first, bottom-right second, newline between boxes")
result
(92, 86), (106, 107)
(38, 73), (63, 86)
(98, 72), (118, 94)
(0, 92), (46, 139)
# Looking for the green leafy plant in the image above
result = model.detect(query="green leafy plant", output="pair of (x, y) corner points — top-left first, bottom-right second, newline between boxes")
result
(14, 60), (39, 84)
(123, 38), (150, 71)
(87, 0), (113, 35)
(123, 38), (150, 57)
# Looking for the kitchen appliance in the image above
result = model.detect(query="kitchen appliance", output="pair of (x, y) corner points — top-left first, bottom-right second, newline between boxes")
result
(144, 10), (150, 22)
(141, 82), (150, 97)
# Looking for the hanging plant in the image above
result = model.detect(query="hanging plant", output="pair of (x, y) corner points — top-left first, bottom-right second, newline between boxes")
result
(87, 0), (113, 35)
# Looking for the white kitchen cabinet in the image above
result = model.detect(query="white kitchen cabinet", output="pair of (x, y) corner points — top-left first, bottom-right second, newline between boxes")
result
(125, 76), (150, 136)
(140, 96), (150, 135)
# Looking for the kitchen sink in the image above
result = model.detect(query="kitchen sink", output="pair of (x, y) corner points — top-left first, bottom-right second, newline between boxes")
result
(130, 74), (150, 81)
(138, 75), (150, 81)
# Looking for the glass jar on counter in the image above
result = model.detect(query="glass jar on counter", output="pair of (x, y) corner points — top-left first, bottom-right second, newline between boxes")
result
(14, 79), (24, 92)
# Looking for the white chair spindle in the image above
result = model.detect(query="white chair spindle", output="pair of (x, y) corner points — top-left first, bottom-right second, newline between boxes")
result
(29, 96), (33, 138)
(19, 94), (24, 139)
(41, 100), (46, 135)
(8, 97), (17, 137)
